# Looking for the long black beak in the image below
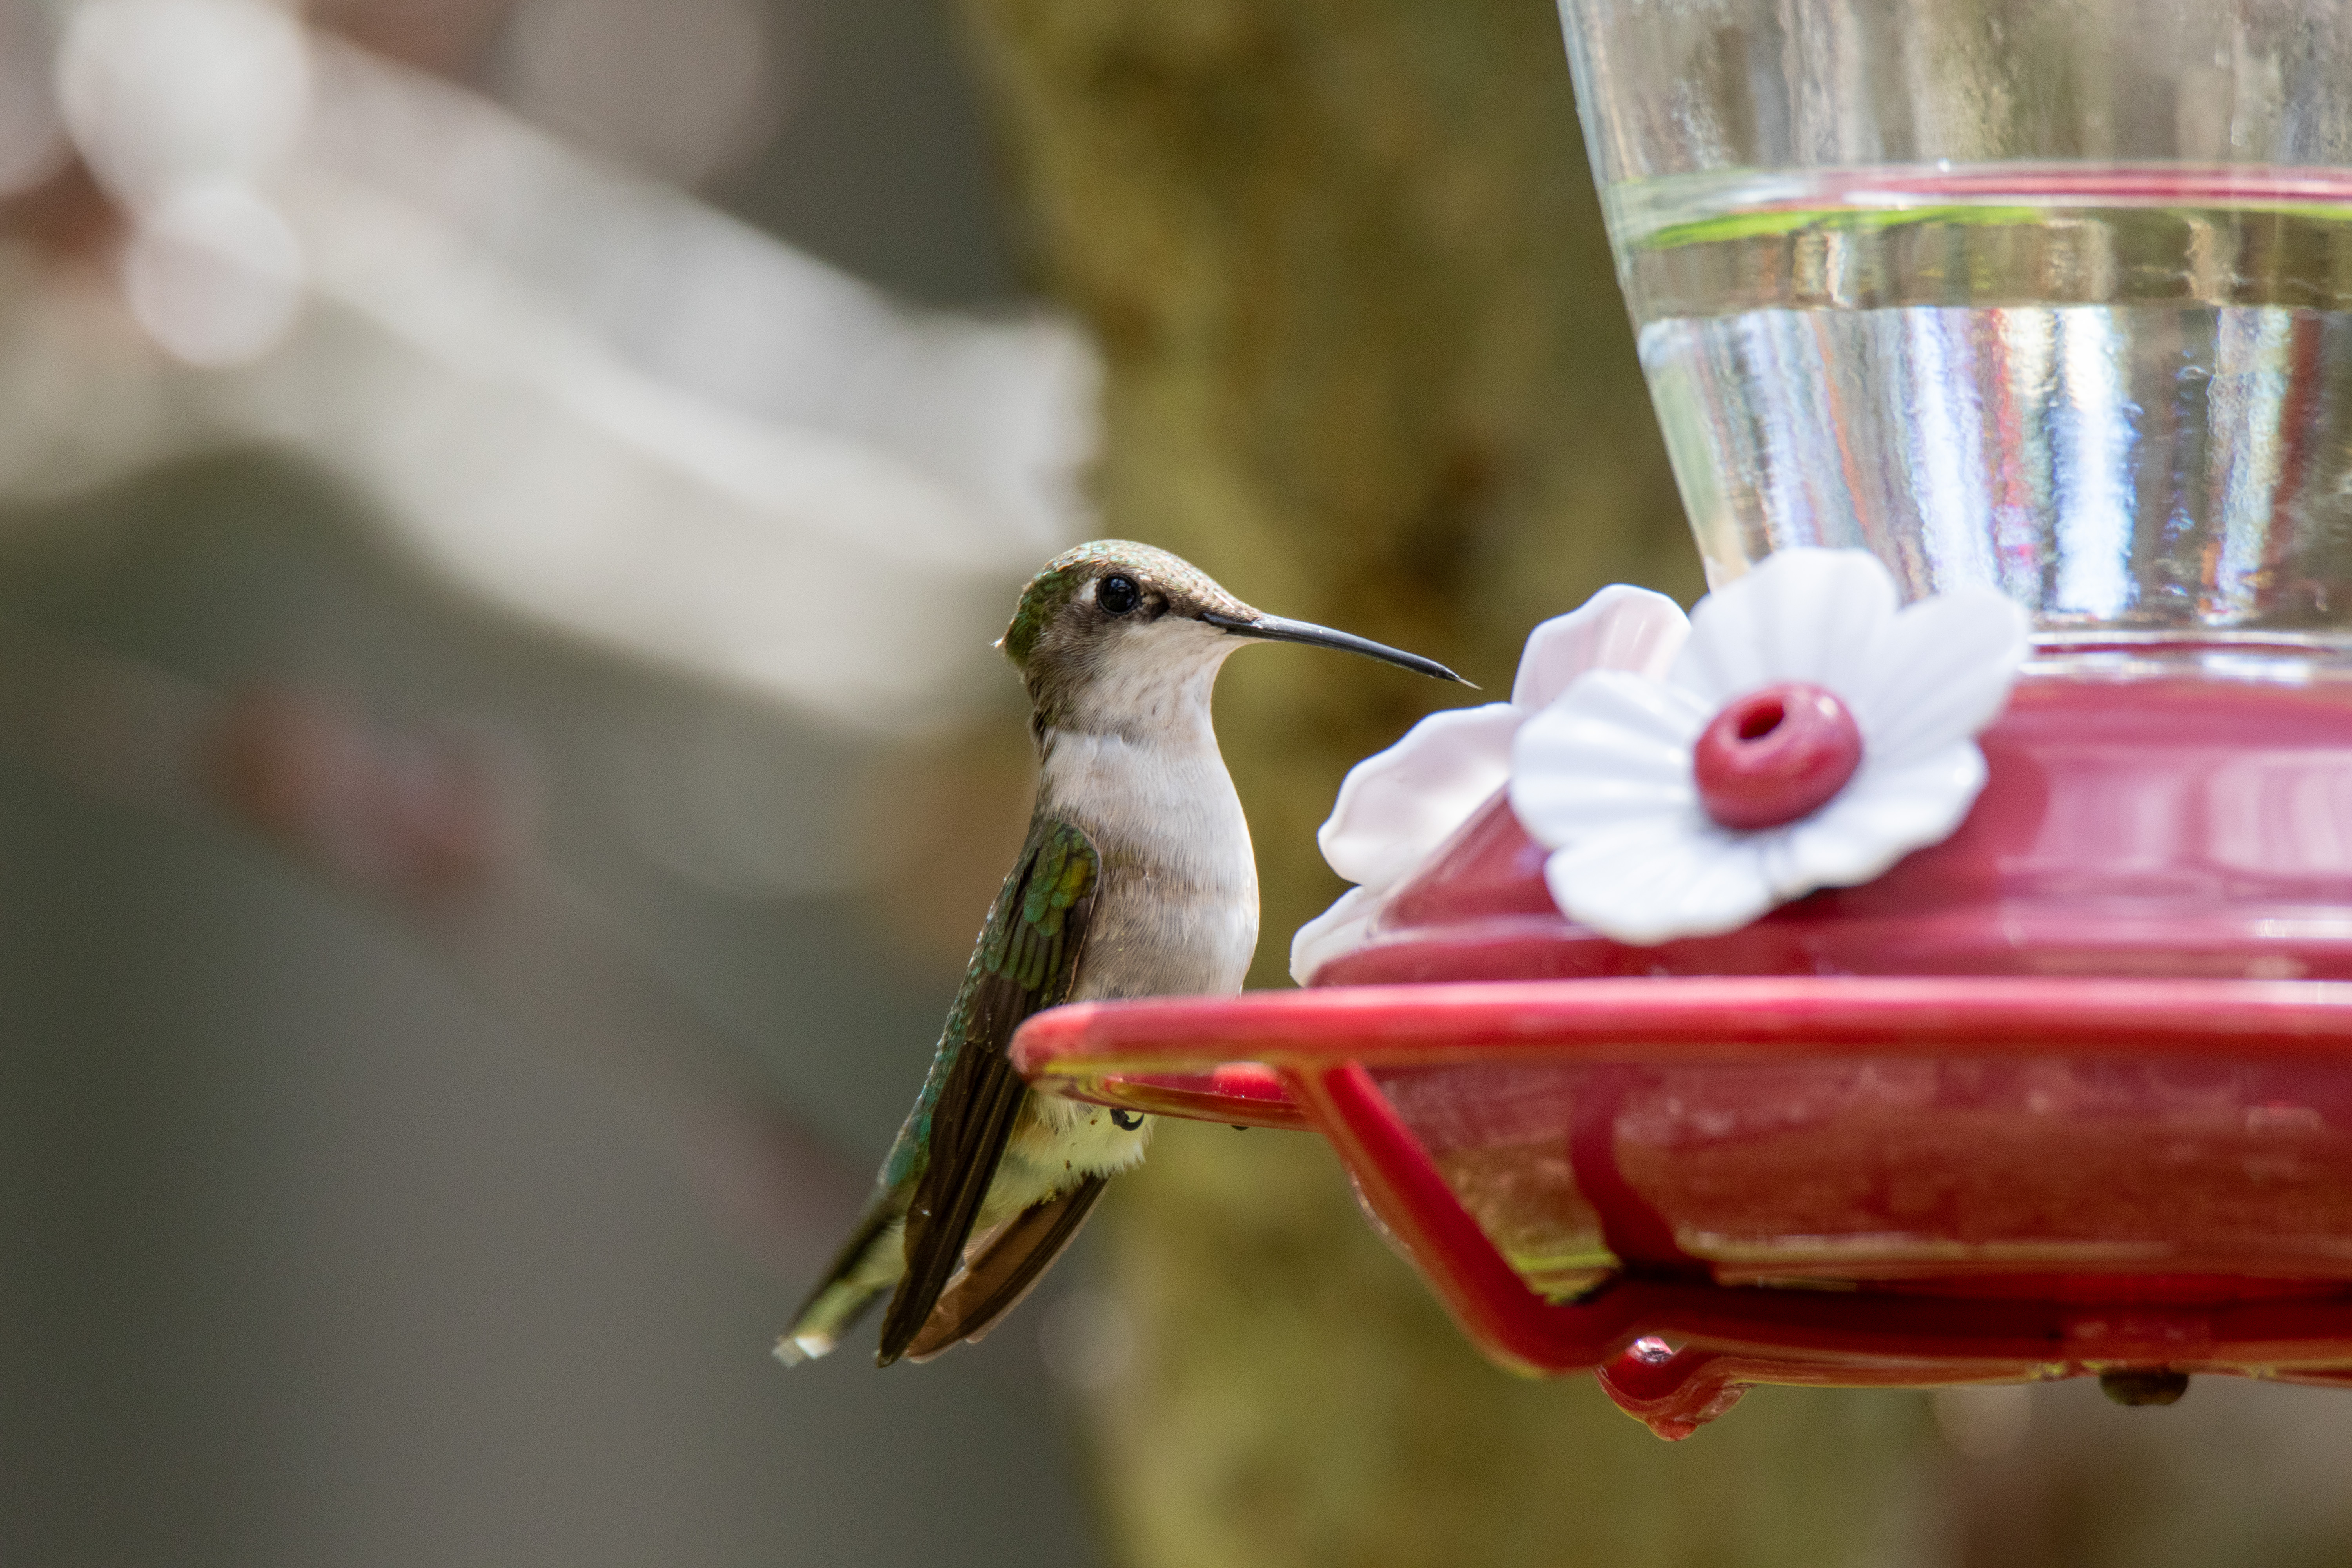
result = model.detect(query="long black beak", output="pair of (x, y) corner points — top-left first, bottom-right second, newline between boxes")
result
(1200, 612), (1472, 686)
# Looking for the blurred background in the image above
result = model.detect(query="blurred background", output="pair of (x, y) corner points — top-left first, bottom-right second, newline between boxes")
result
(7, 1), (2352, 1565)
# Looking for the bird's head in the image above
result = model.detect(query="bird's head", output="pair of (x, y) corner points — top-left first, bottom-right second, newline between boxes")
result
(998, 540), (1465, 739)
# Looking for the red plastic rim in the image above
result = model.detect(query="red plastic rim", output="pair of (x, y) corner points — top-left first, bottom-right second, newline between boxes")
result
(1014, 976), (2352, 1083)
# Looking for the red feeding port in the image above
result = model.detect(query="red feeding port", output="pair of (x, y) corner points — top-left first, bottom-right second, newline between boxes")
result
(1692, 682), (1862, 830)
(1011, 664), (2352, 1436)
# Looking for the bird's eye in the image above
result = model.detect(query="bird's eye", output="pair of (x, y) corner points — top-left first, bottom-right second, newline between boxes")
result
(1098, 574), (1141, 615)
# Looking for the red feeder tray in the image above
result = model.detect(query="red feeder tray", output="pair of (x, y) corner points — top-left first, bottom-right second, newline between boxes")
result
(1009, 666), (2352, 1436)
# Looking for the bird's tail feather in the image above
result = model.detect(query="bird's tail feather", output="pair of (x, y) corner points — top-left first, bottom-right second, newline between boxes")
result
(773, 1201), (906, 1367)
(904, 1178), (1107, 1362)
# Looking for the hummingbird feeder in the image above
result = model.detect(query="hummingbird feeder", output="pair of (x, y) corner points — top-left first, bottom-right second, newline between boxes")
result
(1013, 0), (2352, 1435)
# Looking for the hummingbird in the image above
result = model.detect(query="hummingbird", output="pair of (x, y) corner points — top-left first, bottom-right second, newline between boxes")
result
(775, 540), (1464, 1367)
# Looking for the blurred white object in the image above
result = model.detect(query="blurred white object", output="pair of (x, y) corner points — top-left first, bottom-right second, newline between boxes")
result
(58, 0), (309, 205)
(3, 0), (1097, 735)
(122, 181), (305, 364)
(58, 0), (311, 364)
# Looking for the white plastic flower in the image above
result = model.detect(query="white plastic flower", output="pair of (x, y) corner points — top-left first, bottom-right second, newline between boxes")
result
(1290, 585), (1691, 982)
(1509, 549), (2028, 946)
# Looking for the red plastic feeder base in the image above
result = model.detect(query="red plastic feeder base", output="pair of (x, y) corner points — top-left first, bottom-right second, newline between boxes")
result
(1010, 668), (2352, 1437)
(1013, 978), (2352, 1437)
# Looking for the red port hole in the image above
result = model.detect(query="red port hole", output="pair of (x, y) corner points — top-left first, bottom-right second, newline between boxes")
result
(1693, 682), (1863, 831)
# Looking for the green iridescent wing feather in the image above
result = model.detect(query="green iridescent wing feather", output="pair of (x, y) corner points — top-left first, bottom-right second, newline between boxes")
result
(874, 813), (1098, 1364)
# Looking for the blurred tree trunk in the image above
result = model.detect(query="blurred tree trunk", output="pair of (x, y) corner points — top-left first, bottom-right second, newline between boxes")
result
(952, 2), (1933, 1564)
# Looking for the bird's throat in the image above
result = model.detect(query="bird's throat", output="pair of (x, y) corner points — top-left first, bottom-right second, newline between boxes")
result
(1036, 722), (1260, 1000)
